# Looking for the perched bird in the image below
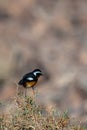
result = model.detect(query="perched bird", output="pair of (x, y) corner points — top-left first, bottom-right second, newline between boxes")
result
(18, 69), (43, 96)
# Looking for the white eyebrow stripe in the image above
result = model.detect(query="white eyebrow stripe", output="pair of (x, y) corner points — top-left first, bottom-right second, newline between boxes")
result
(33, 71), (41, 76)
(27, 77), (34, 81)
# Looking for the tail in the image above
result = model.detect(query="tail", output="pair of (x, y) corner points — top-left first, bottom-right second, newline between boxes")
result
(18, 79), (23, 85)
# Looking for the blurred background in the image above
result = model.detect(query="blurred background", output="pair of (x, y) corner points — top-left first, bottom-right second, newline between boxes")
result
(0, 0), (87, 125)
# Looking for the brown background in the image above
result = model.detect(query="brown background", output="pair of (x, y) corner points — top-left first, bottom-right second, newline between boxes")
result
(0, 0), (87, 125)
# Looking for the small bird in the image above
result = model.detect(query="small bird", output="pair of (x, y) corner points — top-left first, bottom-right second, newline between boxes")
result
(18, 69), (43, 96)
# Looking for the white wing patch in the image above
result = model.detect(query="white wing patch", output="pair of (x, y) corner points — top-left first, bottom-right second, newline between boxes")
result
(33, 71), (41, 76)
(27, 77), (33, 81)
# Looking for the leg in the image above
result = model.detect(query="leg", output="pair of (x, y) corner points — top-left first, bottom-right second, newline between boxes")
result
(25, 88), (26, 97)
(32, 86), (38, 98)
(32, 86), (36, 95)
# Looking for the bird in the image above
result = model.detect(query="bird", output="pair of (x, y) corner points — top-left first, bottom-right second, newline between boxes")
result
(18, 69), (43, 96)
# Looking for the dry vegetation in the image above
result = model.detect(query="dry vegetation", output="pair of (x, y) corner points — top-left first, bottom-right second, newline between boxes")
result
(0, 94), (86, 130)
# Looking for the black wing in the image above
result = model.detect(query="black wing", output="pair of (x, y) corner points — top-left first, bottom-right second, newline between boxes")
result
(18, 72), (37, 85)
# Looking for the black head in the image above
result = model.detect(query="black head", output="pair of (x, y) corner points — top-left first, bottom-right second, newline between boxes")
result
(33, 69), (43, 77)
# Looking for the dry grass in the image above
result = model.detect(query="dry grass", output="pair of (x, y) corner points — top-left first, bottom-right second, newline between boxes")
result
(0, 93), (86, 130)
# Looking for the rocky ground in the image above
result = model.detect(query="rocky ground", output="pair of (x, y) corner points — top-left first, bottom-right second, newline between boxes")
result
(0, 0), (87, 125)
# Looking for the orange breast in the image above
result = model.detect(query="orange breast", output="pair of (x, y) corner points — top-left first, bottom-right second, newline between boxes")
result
(26, 81), (37, 88)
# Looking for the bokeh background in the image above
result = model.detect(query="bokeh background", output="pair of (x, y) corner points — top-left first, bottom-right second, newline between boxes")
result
(0, 0), (87, 125)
